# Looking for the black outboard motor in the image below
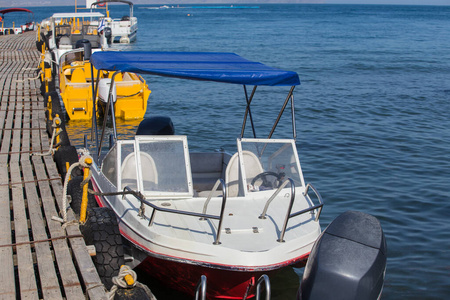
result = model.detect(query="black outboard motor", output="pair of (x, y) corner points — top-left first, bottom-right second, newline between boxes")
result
(136, 116), (175, 136)
(298, 211), (387, 300)
(75, 39), (92, 60)
(104, 27), (112, 44)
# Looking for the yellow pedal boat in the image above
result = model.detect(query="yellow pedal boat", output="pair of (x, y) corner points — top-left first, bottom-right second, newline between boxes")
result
(59, 48), (151, 120)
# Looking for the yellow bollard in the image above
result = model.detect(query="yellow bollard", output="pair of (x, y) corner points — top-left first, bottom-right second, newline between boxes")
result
(54, 115), (61, 146)
(40, 54), (45, 83)
(121, 265), (135, 286)
(79, 157), (93, 223)
(124, 274), (135, 286)
(66, 162), (71, 180)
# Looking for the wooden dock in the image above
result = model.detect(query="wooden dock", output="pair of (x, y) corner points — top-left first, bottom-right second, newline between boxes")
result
(0, 32), (108, 299)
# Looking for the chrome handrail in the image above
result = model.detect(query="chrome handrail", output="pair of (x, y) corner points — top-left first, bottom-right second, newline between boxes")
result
(259, 179), (324, 243)
(194, 275), (207, 300)
(122, 186), (228, 245)
(303, 183), (324, 222)
(255, 274), (271, 300)
(201, 178), (226, 217)
(259, 178), (295, 219)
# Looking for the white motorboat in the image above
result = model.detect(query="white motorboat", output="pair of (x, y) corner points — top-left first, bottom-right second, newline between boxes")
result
(39, 12), (108, 66)
(90, 0), (138, 44)
(84, 51), (324, 299)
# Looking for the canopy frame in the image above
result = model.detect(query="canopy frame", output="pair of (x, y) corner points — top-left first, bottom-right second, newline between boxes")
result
(90, 0), (134, 19)
(89, 51), (300, 162)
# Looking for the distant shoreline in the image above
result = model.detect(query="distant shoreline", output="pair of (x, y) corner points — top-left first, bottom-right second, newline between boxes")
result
(141, 5), (260, 9)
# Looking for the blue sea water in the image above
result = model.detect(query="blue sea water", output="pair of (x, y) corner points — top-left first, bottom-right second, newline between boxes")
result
(30, 4), (450, 299)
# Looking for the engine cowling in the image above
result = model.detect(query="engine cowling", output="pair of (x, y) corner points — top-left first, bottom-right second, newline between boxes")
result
(298, 210), (387, 300)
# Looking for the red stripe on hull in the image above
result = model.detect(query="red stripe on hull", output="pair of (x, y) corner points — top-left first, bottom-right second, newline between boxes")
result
(136, 254), (308, 299)
(137, 255), (264, 299)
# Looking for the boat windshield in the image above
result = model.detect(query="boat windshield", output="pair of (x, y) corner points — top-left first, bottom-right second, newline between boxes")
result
(102, 137), (305, 199)
(117, 136), (193, 198)
(238, 139), (304, 192)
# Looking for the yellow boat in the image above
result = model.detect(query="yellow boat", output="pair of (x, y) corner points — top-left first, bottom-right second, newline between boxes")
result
(59, 48), (151, 120)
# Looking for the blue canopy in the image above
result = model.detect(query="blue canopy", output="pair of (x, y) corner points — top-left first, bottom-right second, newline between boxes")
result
(90, 51), (300, 86)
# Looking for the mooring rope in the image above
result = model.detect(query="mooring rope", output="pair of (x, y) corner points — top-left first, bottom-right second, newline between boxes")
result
(0, 234), (84, 248)
(108, 265), (156, 300)
(13, 70), (42, 83)
(52, 154), (93, 225)
(31, 117), (61, 157)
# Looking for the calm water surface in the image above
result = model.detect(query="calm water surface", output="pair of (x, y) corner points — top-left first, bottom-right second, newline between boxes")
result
(30, 4), (450, 299)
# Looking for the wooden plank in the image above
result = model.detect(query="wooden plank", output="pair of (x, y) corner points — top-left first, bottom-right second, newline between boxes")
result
(20, 84), (62, 299)
(21, 92), (65, 299)
(19, 52), (67, 300)
(30, 162), (86, 299)
(29, 81), (86, 299)
(0, 37), (30, 299)
(0, 32), (108, 300)
(22, 159), (63, 299)
(39, 155), (108, 300)
(10, 70), (39, 298)
(0, 107), (15, 299)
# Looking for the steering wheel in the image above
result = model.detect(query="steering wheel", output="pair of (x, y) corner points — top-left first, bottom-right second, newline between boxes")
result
(251, 171), (282, 189)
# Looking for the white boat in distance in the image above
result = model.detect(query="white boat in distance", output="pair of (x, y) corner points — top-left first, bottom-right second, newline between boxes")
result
(85, 51), (324, 299)
(40, 12), (107, 65)
(90, 0), (137, 44)
(0, 8), (35, 35)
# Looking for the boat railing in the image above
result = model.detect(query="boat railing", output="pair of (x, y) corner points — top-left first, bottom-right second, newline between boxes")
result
(122, 185), (228, 245)
(200, 178), (226, 218)
(255, 274), (271, 300)
(194, 275), (207, 300)
(259, 179), (323, 242)
(303, 183), (324, 222)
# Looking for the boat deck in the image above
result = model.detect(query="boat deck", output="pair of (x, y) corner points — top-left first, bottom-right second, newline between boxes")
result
(0, 32), (108, 299)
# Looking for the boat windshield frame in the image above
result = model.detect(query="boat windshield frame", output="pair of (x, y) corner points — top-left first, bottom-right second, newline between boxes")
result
(237, 138), (306, 196)
(103, 135), (194, 198)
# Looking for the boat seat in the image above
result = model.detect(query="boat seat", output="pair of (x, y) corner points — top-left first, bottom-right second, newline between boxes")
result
(59, 36), (71, 46)
(225, 150), (264, 197)
(123, 72), (133, 81)
(109, 72), (123, 81)
(85, 65), (99, 82)
(71, 68), (86, 83)
(115, 72), (142, 88)
(190, 152), (231, 195)
(121, 152), (158, 190)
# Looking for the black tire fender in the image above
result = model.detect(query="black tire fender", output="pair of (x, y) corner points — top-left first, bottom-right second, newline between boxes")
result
(81, 207), (125, 290)
(54, 146), (81, 180)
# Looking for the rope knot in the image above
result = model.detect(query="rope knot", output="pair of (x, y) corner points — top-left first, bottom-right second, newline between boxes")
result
(79, 154), (93, 168)
(52, 116), (62, 129)
(112, 265), (137, 289)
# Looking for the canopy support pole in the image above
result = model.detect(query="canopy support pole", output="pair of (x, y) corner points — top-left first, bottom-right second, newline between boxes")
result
(240, 85), (257, 139)
(90, 62), (100, 161)
(267, 86), (296, 139)
(98, 71), (119, 158)
(291, 93), (297, 140)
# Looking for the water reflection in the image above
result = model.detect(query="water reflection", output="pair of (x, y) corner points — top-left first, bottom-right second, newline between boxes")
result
(65, 118), (142, 149)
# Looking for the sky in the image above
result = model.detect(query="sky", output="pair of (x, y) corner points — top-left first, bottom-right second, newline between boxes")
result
(0, 0), (449, 7)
